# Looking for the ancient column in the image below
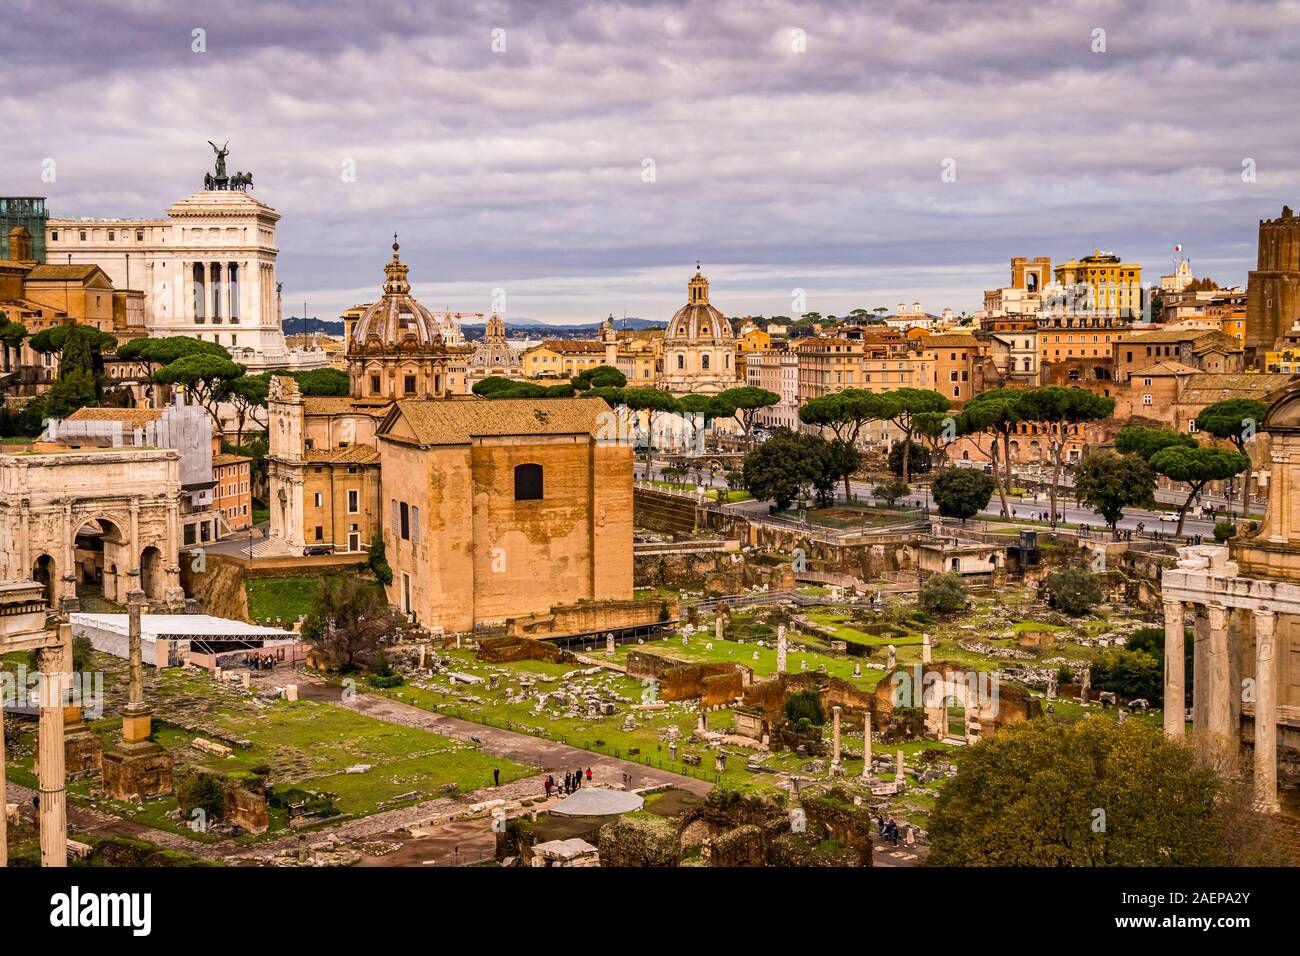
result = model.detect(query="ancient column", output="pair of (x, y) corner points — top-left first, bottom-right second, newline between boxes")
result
(830, 705), (842, 769)
(1079, 666), (1090, 705)
(37, 641), (68, 867)
(715, 616), (723, 642)
(861, 712), (872, 780)
(922, 633), (931, 664)
(1162, 599), (1186, 739)
(776, 625), (787, 675)
(887, 644), (897, 671)
(1192, 606), (1210, 732)
(127, 589), (146, 712)
(1206, 604), (1232, 741)
(1253, 610), (1279, 813)
(895, 749), (905, 790)
(102, 589), (173, 801)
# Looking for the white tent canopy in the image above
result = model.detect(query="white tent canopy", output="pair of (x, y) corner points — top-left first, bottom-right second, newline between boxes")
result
(550, 788), (644, 816)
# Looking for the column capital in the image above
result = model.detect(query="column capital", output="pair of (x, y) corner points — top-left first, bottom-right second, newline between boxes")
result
(1252, 608), (1277, 635)
(1206, 603), (1231, 629)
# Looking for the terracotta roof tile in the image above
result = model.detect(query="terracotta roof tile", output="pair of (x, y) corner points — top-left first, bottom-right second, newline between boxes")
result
(383, 398), (611, 446)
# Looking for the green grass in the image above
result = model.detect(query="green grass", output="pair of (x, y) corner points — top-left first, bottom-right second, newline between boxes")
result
(1012, 620), (1066, 633)
(3, 660), (533, 844)
(246, 576), (322, 623)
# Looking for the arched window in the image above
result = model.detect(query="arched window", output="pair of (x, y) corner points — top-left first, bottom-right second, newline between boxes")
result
(514, 463), (543, 501)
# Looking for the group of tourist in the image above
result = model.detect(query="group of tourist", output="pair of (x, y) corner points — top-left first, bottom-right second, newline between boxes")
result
(544, 768), (592, 797)
(244, 653), (278, 671)
(877, 814), (903, 846)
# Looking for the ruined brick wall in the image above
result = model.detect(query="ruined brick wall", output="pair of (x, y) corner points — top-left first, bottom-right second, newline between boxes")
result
(624, 653), (749, 704)
(768, 830), (863, 866)
(801, 787), (875, 865)
(477, 635), (575, 665)
(633, 550), (794, 595)
(507, 598), (678, 640)
(633, 488), (699, 533)
(739, 672), (875, 725)
(707, 824), (766, 867)
(625, 650), (679, 680)
(699, 670), (745, 708)
(597, 814), (681, 867)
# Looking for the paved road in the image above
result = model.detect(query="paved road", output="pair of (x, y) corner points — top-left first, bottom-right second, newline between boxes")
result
(646, 462), (1225, 538)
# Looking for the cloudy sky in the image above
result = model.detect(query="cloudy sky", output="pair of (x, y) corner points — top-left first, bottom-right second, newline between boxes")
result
(5, 0), (1299, 324)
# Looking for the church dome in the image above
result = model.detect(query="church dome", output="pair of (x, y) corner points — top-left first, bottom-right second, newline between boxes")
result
(665, 266), (733, 344)
(350, 238), (464, 351)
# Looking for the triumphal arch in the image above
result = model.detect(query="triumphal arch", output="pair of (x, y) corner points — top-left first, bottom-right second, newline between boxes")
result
(0, 447), (185, 611)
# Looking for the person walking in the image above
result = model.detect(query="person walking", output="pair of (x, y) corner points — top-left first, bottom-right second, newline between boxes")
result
(585, 767), (593, 785)
(493, 767), (500, 788)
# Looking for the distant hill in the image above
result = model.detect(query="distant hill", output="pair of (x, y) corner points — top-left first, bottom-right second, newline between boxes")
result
(285, 315), (666, 341)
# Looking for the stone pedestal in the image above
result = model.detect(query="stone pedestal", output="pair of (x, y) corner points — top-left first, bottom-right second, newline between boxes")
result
(102, 738), (174, 802)
(35, 706), (103, 780)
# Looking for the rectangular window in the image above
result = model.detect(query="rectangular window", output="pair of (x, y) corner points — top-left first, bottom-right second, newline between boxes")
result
(348, 489), (359, 513)
(400, 502), (410, 540)
(391, 498), (399, 535)
(412, 506), (420, 546)
(315, 525), (323, 541)
(314, 492), (323, 508)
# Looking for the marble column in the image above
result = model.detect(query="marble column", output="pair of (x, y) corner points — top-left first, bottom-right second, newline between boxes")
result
(861, 713), (872, 780)
(776, 625), (787, 675)
(922, 633), (931, 664)
(1252, 610), (1279, 813)
(124, 589), (149, 735)
(1162, 599), (1186, 739)
(715, 616), (723, 642)
(37, 642), (68, 868)
(831, 705), (842, 769)
(887, 644), (897, 671)
(1227, 610), (1244, 747)
(895, 749), (905, 790)
(1206, 604), (1232, 741)
(1192, 607), (1210, 733)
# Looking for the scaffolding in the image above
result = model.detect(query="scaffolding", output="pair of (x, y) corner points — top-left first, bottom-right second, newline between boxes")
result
(0, 197), (48, 262)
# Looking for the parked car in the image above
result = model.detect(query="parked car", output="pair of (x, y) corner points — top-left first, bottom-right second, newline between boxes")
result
(303, 545), (332, 556)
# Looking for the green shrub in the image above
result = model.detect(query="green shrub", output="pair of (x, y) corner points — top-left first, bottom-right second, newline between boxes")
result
(1213, 520), (1237, 543)
(918, 573), (966, 614)
(785, 689), (825, 726)
(177, 772), (226, 822)
(1041, 568), (1103, 616)
(368, 536), (394, 586)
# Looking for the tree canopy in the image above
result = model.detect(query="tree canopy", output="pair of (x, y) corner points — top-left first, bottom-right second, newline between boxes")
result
(1072, 450), (1155, 536)
(927, 716), (1258, 866)
(571, 364), (627, 391)
(1113, 424), (1197, 462)
(1194, 397), (1270, 516)
(930, 466), (996, 522)
(878, 387), (949, 482)
(714, 386), (780, 450)
(1148, 445), (1250, 535)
